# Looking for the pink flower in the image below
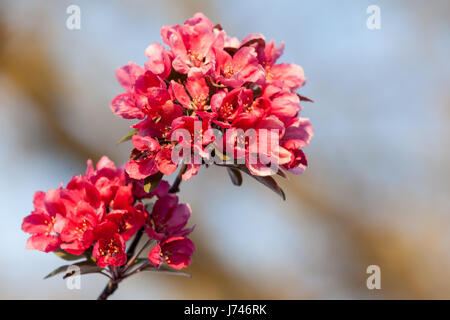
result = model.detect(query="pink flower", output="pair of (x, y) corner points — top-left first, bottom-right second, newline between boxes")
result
(221, 115), (292, 176)
(161, 13), (222, 78)
(280, 117), (313, 174)
(133, 71), (172, 115)
(22, 190), (63, 252)
(170, 77), (210, 110)
(110, 13), (313, 180)
(110, 93), (146, 120)
(131, 101), (183, 138)
(23, 157), (146, 261)
(111, 62), (146, 119)
(115, 61), (145, 92)
(262, 39), (285, 68)
(86, 156), (127, 206)
(210, 88), (253, 126)
(148, 236), (195, 270)
(262, 40), (306, 91)
(262, 82), (301, 122)
(267, 63), (306, 92)
(125, 135), (160, 179)
(170, 115), (214, 146)
(144, 43), (172, 80)
(111, 66), (174, 122)
(212, 46), (266, 88)
(231, 97), (272, 129)
(23, 172), (105, 254)
(169, 116), (214, 177)
(282, 148), (308, 174)
(282, 117), (314, 150)
(125, 135), (177, 180)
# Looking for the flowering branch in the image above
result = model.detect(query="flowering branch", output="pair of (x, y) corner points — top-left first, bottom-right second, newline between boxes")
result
(22, 12), (313, 300)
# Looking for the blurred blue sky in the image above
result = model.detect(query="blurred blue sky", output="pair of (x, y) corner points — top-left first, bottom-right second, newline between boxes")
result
(0, 0), (449, 299)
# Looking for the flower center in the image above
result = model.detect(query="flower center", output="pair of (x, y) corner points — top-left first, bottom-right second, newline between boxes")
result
(192, 94), (207, 109)
(224, 64), (234, 78)
(220, 102), (234, 119)
(187, 50), (204, 67)
(99, 238), (121, 257)
(43, 216), (56, 235)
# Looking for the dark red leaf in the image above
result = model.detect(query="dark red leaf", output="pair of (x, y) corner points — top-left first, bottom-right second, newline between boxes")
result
(226, 167), (243, 186)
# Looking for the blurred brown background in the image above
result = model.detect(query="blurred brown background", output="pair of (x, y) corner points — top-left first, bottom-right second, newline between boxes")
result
(0, 0), (449, 299)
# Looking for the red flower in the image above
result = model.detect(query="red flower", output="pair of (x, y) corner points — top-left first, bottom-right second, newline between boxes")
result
(128, 176), (171, 200)
(55, 199), (103, 255)
(211, 88), (271, 129)
(86, 156), (127, 206)
(105, 204), (146, 241)
(22, 190), (62, 252)
(210, 88), (251, 126)
(145, 194), (194, 241)
(93, 222), (127, 268)
(23, 157), (145, 261)
(148, 236), (195, 270)
(170, 115), (214, 147)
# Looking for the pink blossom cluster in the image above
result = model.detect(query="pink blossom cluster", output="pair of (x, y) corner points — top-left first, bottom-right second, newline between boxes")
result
(111, 13), (313, 181)
(21, 157), (195, 270)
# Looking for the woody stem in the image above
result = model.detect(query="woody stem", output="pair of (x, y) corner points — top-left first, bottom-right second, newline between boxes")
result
(169, 164), (187, 193)
(97, 279), (119, 300)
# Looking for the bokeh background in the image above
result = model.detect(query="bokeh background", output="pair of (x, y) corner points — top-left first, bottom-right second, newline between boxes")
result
(0, 0), (449, 299)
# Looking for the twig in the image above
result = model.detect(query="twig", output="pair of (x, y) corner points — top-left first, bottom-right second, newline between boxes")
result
(169, 164), (187, 193)
(126, 227), (144, 259)
(124, 261), (150, 278)
(122, 239), (154, 274)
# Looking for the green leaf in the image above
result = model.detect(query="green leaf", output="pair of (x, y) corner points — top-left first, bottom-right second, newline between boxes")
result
(117, 129), (138, 144)
(141, 264), (192, 278)
(53, 250), (85, 261)
(143, 172), (163, 194)
(44, 260), (102, 279)
(226, 167), (243, 186)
